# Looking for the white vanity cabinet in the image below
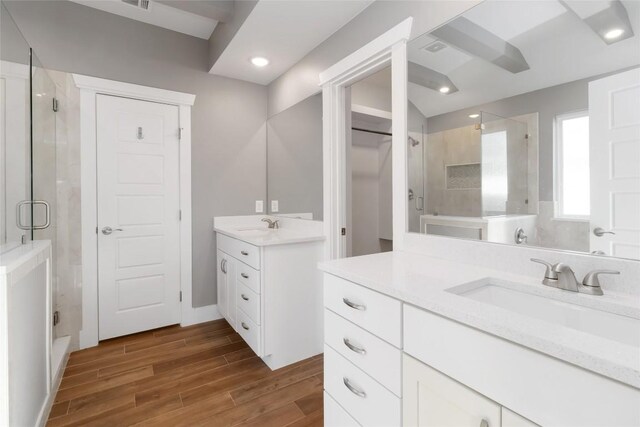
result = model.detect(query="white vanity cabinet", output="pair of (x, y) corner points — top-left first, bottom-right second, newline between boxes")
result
(323, 274), (403, 427)
(321, 270), (638, 427)
(215, 231), (323, 370)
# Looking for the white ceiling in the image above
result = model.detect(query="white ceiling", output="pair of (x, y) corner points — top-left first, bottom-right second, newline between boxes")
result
(209, 0), (373, 85)
(69, 0), (220, 39)
(407, 0), (640, 118)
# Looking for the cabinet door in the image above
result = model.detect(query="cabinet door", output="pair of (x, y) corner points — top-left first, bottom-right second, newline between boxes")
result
(403, 354), (500, 427)
(502, 408), (539, 427)
(226, 257), (237, 330)
(216, 250), (228, 319)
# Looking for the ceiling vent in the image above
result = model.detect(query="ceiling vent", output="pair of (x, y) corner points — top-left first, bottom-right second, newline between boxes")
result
(422, 41), (448, 53)
(121, 0), (151, 11)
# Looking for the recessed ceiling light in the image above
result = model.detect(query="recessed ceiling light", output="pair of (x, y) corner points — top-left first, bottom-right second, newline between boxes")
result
(250, 57), (269, 67)
(468, 113), (480, 119)
(439, 86), (450, 94)
(604, 28), (624, 39)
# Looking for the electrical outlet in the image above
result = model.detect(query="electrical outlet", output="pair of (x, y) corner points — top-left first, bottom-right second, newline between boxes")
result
(271, 200), (279, 213)
(255, 200), (264, 213)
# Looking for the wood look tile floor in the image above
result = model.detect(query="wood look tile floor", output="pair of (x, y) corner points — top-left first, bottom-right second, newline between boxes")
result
(48, 319), (324, 426)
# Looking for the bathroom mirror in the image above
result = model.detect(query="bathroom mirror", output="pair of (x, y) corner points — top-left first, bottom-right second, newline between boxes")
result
(406, 0), (640, 260)
(266, 93), (323, 220)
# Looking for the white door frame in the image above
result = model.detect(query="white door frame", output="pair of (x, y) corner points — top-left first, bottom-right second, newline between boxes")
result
(319, 18), (412, 260)
(73, 74), (201, 349)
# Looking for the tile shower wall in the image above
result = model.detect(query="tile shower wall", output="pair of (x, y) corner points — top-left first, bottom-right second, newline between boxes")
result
(426, 124), (482, 217)
(49, 70), (82, 350)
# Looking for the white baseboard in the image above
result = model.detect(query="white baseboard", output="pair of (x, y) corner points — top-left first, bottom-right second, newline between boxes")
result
(181, 304), (223, 327)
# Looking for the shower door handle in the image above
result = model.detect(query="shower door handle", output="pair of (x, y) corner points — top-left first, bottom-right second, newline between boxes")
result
(16, 200), (50, 230)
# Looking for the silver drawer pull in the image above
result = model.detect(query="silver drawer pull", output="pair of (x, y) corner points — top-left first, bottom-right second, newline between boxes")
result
(241, 250), (249, 256)
(241, 322), (249, 330)
(241, 294), (249, 301)
(343, 297), (366, 311)
(241, 273), (249, 279)
(343, 338), (366, 355)
(343, 377), (366, 398)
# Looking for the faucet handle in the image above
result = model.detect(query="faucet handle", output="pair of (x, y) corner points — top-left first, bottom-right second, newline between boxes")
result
(530, 258), (558, 279)
(582, 269), (620, 289)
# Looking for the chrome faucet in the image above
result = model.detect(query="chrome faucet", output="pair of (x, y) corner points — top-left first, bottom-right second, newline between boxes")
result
(261, 218), (279, 229)
(531, 259), (619, 296)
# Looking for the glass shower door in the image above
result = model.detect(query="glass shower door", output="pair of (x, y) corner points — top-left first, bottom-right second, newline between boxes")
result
(480, 112), (528, 216)
(1, 3), (32, 252)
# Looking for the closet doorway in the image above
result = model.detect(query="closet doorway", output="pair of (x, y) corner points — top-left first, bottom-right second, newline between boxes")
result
(347, 67), (393, 257)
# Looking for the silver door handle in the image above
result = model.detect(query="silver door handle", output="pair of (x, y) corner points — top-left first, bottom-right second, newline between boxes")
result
(241, 322), (249, 330)
(241, 273), (249, 279)
(343, 377), (366, 398)
(241, 294), (249, 301)
(221, 259), (227, 274)
(16, 200), (50, 230)
(343, 297), (366, 311)
(240, 250), (249, 256)
(101, 226), (123, 235)
(593, 227), (615, 237)
(343, 338), (366, 355)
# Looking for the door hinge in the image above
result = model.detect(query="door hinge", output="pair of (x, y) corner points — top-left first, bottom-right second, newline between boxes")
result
(341, 227), (346, 236)
(53, 310), (60, 326)
(179, 291), (183, 302)
(179, 210), (182, 221)
(178, 128), (183, 140)
(52, 98), (58, 112)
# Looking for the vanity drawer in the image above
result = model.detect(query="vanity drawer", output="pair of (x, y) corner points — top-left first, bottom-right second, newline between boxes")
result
(217, 233), (261, 270)
(237, 282), (261, 325)
(325, 391), (360, 427)
(324, 274), (402, 347)
(325, 309), (401, 396)
(236, 262), (260, 294)
(237, 309), (261, 356)
(324, 344), (401, 427)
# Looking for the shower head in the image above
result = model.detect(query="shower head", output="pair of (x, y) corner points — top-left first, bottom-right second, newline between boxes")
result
(408, 136), (420, 147)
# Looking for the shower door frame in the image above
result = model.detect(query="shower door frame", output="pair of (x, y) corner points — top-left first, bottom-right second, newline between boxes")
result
(74, 74), (198, 349)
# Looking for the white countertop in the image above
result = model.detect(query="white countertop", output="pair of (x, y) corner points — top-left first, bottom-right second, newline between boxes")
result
(0, 240), (51, 275)
(215, 224), (325, 247)
(319, 250), (640, 388)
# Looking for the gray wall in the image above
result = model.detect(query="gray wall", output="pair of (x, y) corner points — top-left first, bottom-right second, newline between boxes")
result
(4, 1), (268, 308)
(425, 78), (592, 202)
(267, 0), (480, 117)
(267, 93), (323, 220)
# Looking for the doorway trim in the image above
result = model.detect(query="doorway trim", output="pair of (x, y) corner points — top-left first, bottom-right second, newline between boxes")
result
(319, 18), (412, 260)
(73, 74), (204, 349)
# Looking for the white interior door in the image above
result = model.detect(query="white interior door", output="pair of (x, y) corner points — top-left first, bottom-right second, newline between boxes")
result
(97, 94), (181, 340)
(589, 68), (640, 259)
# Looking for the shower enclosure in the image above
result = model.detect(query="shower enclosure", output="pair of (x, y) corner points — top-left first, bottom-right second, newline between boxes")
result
(1, 4), (67, 424)
(407, 111), (530, 236)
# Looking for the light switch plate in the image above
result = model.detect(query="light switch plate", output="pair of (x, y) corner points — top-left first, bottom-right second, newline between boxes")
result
(255, 200), (264, 213)
(271, 200), (279, 213)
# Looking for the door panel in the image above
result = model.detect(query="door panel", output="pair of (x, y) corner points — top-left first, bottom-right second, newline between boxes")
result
(589, 68), (640, 259)
(97, 95), (181, 340)
(403, 354), (500, 427)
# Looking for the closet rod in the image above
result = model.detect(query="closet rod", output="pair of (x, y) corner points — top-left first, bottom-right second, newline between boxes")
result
(352, 127), (392, 137)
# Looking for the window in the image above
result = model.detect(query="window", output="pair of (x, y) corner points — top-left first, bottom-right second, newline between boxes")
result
(555, 111), (590, 219)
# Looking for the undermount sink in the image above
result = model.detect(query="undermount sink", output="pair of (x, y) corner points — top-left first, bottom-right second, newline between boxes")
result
(233, 227), (273, 237)
(447, 279), (640, 347)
